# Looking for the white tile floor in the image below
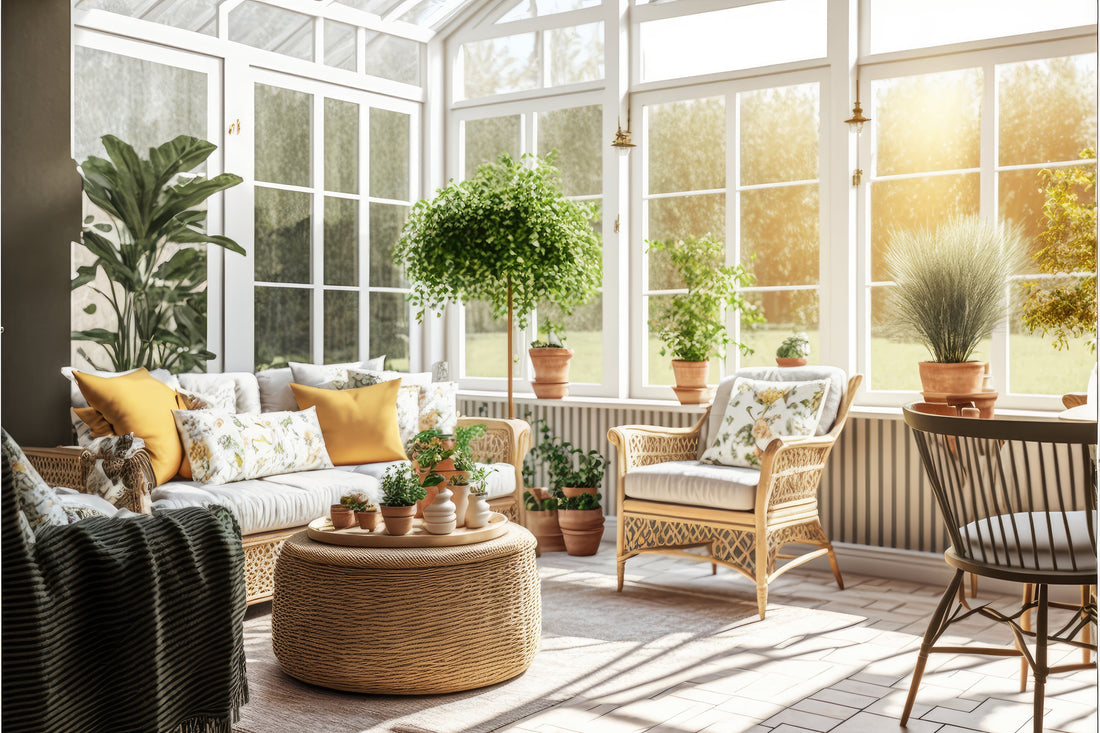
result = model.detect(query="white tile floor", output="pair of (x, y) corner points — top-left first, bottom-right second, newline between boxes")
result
(500, 541), (1097, 733)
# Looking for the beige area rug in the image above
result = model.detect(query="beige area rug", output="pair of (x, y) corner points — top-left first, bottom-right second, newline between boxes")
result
(233, 543), (875, 733)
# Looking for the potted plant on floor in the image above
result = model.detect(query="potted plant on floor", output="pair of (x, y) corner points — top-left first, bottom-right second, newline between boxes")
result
(885, 216), (1026, 400)
(395, 153), (602, 418)
(379, 464), (426, 536)
(527, 419), (608, 498)
(556, 490), (605, 556)
(523, 489), (565, 552)
(776, 333), (811, 367)
(529, 318), (574, 399)
(647, 234), (762, 404)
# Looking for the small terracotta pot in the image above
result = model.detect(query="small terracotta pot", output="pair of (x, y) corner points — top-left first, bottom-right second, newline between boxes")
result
(671, 360), (711, 405)
(331, 504), (355, 530)
(776, 357), (807, 367)
(525, 508), (565, 553)
(356, 510), (380, 531)
(561, 486), (597, 499)
(530, 347), (574, 399)
(558, 507), (605, 556)
(381, 504), (417, 536)
(918, 362), (986, 401)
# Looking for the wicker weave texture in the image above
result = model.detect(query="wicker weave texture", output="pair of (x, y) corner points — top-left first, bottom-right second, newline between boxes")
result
(272, 525), (541, 694)
(23, 446), (87, 491)
(243, 536), (286, 603)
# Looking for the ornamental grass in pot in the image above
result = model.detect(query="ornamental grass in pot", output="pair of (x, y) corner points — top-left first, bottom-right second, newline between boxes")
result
(647, 234), (762, 404)
(379, 464), (427, 536)
(884, 216), (1026, 401)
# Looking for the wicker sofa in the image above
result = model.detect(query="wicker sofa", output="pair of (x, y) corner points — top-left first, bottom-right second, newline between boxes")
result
(27, 366), (531, 606)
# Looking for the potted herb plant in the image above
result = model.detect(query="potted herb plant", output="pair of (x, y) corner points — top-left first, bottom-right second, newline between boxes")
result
(556, 491), (605, 556)
(776, 333), (811, 367)
(885, 216), (1026, 399)
(395, 153), (602, 418)
(341, 492), (380, 531)
(72, 134), (244, 372)
(379, 464), (427, 536)
(647, 234), (762, 404)
(523, 489), (564, 552)
(464, 465), (493, 529)
(330, 502), (355, 530)
(529, 318), (574, 399)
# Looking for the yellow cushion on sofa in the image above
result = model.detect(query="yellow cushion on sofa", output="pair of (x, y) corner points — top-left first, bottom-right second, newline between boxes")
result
(73, 406), (115, 438)
(290, 380), (406, 465)
(72, 368), (185, 485)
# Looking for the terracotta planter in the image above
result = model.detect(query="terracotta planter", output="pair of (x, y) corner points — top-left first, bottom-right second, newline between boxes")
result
(670, 359), (711, 405)
(330, 504), (355, 530)
(561, 486), (597, 499)
(525, 509), (565, 553)
(380, 504), (416, 536)
(355, 510), (380, 531)
(530, 347), (574, 399)
(776, 357), (807, 367)
(918, 362), (986, 402)
(558, 507), (605, 556)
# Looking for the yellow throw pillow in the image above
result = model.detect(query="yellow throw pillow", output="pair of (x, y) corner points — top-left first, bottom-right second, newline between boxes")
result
(72, 368), (186, 485)
(73, 406), (115, 438)
(290, 380), (406, 465)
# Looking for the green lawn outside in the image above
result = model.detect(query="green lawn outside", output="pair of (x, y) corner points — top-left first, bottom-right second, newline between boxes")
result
(466, 328), (1094, 396)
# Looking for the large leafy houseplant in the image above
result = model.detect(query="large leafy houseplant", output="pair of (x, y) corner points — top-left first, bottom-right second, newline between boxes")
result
(73, 134), (244, 372)
(394, 153), (602, 417)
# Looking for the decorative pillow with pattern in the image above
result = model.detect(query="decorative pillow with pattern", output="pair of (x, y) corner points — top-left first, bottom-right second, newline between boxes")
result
(289, 358), (386, 391)
(172, 407), (334, 485)
(2, 429), (70, 539)
(395, 384), (421, 446)
(82, 433), (147, 507)
(176, 377), (238, 412)
(345, 369), (432, 390)
(419, 381), (458, 433)
(700, 377), (831, 469)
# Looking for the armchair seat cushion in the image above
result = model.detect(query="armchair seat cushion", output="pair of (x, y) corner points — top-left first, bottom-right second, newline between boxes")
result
(623, 460), (758, 511)
(152, 469), (381, 535)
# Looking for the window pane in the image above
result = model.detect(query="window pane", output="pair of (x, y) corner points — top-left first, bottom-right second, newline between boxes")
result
(255, 287), (311, 368)
(370, 204), (409, 288)
(740, 84), (818, 186)
(324, 197), (357, 287)
(498, 0), (600, 22)
(640, 0), (826, 83)
(464, 115), (521, 174)
(255, 187), (311, 283)
(873, 69), (982, 177)
(365, 32), (421, 87)
(869, 173), (979, 281)
(647, 194), (725, 290)
(537, 296), (603, 384)
(324, 290), (358, 364)
(462, 34), (537, 99)
(741, 185), (819, 287)
(77, 0), (219, 35)
(325, 98), (358, 194)
(256, 84), (311, 187)
(999, 168), (1050, 257)
(324, 20), (357, 72)
(869, 0), (1096, 55)
(647, 98), (725, 194)
(465, 301), (509, 378)
(370, 292), (410, 371)
(538, 105), (602, 197)
(548, 23), (604, 87)
(229, 2), (313, 61)
(998, 55), (1097, 167)
(645, 295), (721, 386)
(1009, 287), (1095, 395)
(370, 108), (410, 200)
(738, 290), (820, 368)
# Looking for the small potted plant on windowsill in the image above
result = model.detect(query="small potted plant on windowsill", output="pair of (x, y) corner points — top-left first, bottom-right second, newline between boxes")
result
(379, 464), (427, 536)
(648, 234), (763, 404)
(776, 333), (811, 367)
(529, 318), (574, 399)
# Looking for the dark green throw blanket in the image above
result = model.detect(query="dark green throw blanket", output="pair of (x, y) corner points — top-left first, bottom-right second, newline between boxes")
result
(2, 458), (249, 732)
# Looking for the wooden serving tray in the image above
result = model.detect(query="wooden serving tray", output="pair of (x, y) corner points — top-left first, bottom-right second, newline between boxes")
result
(307, 512), (509, 548)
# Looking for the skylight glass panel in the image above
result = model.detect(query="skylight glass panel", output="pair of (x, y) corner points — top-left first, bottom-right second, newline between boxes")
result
(364, 32), (422, 86)
(398, 0), (466, 26)
(461, 33), (538, 98)
(325, 20), (358, 71)
(334, 0), (407, 14)
(75, 0), (218, 34)
(497, 0), (601, 23)
(640, 0), (827, 83)
(868, 0), (1097, 55)
(228, 2), (314, 62)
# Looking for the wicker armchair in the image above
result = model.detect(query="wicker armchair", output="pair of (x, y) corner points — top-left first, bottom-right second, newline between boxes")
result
(608, 367), (861, 619)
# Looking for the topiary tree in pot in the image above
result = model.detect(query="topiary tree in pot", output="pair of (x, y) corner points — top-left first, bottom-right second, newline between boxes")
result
(394, 153), (602, 417)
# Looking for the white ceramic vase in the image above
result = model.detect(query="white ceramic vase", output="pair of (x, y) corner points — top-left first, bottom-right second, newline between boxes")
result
(422, 486), (456, 534)
(465, 491), (492, 529)
(450, 484), (470, 528)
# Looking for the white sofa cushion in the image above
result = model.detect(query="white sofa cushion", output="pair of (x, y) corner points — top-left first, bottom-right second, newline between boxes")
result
(260, 358), (385, 412)
(623, 460), (758, 511)
(151, 468), (382, 535)
(336, 460), (517, 499)
(176, 372), (261, 413)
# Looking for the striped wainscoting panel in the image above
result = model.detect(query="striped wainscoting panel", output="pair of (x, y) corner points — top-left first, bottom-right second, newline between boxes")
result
(458, 397), (945, 555)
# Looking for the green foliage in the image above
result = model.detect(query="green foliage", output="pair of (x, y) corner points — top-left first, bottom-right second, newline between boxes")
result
(647, 235), (762, 362)
(885, 216), (1026, 363)
(776, 332), (811, 359)
(525, 419), (608, 491)
(523, 490), (558, 512)
(558, 491), (601, 511)
(394, 153), (602, 332)
(72, 134), (244, 372)
(379, 464), (427, 507)
(406, 424), (487, 483)
(340, 492), (375, 512)
(1021, 149), (1097, 352)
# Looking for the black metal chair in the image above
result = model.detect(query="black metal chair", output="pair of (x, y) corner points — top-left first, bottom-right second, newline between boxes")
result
(901, 405), (1096, 733)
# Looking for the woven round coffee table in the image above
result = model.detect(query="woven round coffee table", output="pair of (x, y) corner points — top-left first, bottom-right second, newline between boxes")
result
(271, 522), (541, 694)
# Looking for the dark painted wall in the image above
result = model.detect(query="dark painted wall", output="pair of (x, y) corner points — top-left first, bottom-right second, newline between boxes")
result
(2, 0), (81, 446)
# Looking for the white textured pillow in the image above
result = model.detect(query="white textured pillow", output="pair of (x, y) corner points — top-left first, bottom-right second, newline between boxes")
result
(345, 369), (432, 390)
(289, 358), (386, 391)
(419, 381), (458, 433)
(700, 377), (831, 469)
(173, 407), (334, 485)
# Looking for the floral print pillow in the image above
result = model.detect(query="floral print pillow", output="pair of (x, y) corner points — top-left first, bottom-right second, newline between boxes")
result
(172, 407), (334, 485)
(2, 429), (70, 541)
(396, 385), (421, 446)
(700, 378), (831, 469)
(419, 382), (458, 433)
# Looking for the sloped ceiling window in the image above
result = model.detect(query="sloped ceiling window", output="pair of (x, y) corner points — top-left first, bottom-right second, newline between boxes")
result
(228, 2), (314, 61)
